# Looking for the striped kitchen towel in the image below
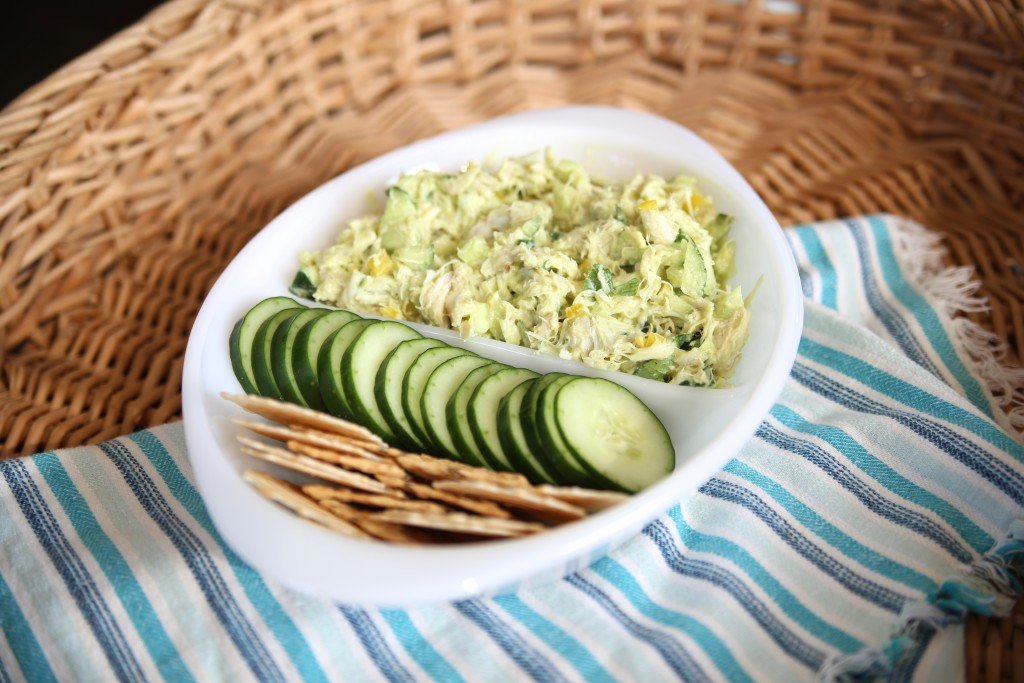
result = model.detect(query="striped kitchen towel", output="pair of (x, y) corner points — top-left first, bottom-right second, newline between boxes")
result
(1, 214), (1022, 682)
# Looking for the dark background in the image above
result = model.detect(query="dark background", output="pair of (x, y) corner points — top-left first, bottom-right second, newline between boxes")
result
(2, 2), (163, 107)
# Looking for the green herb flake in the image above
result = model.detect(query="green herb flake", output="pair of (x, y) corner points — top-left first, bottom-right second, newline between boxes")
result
(674, 331), (701, 350)
(583, 264), (615, 293)
(613, 278), (640, 296)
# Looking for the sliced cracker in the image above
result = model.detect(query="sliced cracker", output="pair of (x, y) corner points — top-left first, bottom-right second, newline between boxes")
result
(370, 510), (545, 538)
(354, 519), (438, 544)
(222, 392), (384, 445)
(433, 480), (586, 523)
(535, 485), (630, 512)
(316, 498), (429, 543)
(303, 485), (444, 513)
(318, 499), (439, 544)
(287, 425), (386, 454)
(376, 476), (512, 519)
(395, 453), (530, 487)
(234, 419), (384, 460)
(238, 436), (393, 495)
(243, 469), (369, 538)
(316, 497), (360, 520)
(288, 441), (406, 478)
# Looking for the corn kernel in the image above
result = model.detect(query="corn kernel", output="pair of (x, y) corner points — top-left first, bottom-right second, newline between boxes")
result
(367, 251), (394, 276)
(637, 199), (657, 211)
(564, 303), (587, 320)
(635, 332), (665, 348)
(381, 305), (401, 319)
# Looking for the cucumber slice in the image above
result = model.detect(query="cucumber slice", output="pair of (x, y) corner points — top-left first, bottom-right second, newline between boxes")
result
(341, 321), (422, 442)
(520, 373), (568, 480)
(446, 363), (506, 467)
(497, 379), (558, 484)
(253, 308), (305, 399)
(421, 355), (492, 459)
(292, 310), (361, 411)
(402, 346), (473, 449)
(271, 308), (329, 406)
(536, 375), (615, 488)
(317, 319), (375, 419)
(554, 377), (675, 492)
(229, 297), (302, 394)
(376, 337), (447, 450)
(468, 367), (538, 471)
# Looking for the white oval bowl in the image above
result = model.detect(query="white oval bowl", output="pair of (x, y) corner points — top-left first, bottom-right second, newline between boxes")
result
(182, 105), (803, 607)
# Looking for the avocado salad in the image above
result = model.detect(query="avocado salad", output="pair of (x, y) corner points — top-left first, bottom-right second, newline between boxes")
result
(292, 150), (750, 387)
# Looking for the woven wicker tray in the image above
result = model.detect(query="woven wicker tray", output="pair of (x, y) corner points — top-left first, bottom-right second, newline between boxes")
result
(0, 0), (1020, 678)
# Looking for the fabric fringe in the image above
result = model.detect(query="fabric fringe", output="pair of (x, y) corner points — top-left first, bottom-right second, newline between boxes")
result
(889, 216), (1024, 441)
(820, 520), (1024, 681)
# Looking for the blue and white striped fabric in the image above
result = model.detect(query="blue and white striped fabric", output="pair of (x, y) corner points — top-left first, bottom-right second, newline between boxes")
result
(2, 214), (1021, 682)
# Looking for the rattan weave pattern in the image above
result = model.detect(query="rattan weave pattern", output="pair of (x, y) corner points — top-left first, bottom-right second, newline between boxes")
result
(0, 1), (1021, 677)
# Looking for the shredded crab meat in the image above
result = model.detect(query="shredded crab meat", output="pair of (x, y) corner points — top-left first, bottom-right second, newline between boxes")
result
(299, 150), (750, 387)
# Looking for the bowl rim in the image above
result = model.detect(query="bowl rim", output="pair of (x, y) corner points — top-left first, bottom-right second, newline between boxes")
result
(182, 104), (804, 606)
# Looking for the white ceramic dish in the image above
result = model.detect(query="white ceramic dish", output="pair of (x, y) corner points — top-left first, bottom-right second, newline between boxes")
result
(182, 105), (803, 607)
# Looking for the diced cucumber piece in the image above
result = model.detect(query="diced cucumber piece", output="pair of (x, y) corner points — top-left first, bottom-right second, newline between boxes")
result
(421, 355), (492, 459)
(496, 379), (558, 485)
(341, 321), (422, 442)
(253, 308), (304, 399)
(229, 296), (302, 394)
(393, 245), (434, 270)
(376, 337), (446, 450)
(456, 236), (488, 265)
(633, 357), (673, 382)
(271, 308), (329, 406)
(446, 363), (506, 467)
(705, 212), (734, 239)
(380, 187), (419, 251)
(468, 367), (538, 471)
(317, 319), (375, 419)
(403, 346), (473, 449)
(289, 268), (317, 299)
(554, 377), (675, 492)
(292, 310), (360, 411)
(667, 235), (709, 297)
